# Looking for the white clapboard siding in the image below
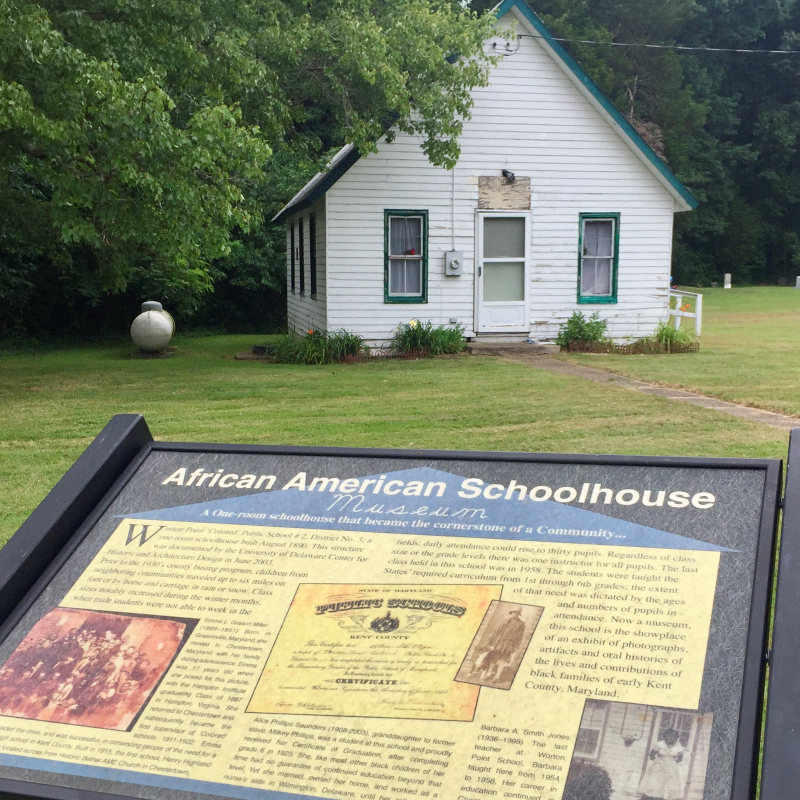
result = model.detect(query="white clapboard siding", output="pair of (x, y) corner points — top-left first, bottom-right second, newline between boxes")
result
(287, 198), (327, 336)
(287, 10), (683, 343)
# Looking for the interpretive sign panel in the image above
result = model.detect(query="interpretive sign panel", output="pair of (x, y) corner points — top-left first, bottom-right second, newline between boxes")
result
(0, 417), (780, 800)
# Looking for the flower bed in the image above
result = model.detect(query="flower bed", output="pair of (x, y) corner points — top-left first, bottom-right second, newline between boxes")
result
(390, 320), (466, 356)
(369, 347), (432, 360)
(566, 340), (700, 355)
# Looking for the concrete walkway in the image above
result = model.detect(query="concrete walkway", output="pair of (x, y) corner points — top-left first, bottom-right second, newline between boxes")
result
(469, 343), (799, 431)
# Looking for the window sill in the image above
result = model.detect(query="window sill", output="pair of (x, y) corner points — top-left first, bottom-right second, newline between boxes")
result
(385, 296), (428, 304)
(578, 296), (617, 304)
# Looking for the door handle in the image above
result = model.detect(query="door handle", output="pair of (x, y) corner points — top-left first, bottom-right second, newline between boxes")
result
(478, 266), (482, 276)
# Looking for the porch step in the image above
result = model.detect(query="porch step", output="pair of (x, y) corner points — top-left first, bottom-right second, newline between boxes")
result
(467, 342), (560, 356)
(472, 333), (530, 342)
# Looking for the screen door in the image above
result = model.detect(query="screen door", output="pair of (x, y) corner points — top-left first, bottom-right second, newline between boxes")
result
(477, 213), (529, 332)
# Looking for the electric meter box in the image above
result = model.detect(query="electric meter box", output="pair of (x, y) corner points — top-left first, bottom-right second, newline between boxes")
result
(445, 251), (463, 276)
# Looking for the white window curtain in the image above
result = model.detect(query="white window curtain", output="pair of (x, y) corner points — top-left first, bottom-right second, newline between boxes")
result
(388, 217), (423, 296)
(581, 219), (614, 296)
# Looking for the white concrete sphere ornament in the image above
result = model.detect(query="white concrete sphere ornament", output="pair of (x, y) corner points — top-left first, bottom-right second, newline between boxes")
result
(130, 301), (175, 352)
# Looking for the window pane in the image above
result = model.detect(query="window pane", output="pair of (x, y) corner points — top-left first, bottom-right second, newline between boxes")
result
(584, 220), (614, 257)
(582, 258), (612, 296)
(404, 260), (422, 295)
(390, 217), (422, 257)
(290, 223), (295, 292)
(484, 218), (525, 258)
(483, 262), (525, 301)
(659, 712), (694, 748)
(389, 259), (406, 294)
(389, 259), (422, 296)
(574, 728), (600, 756)
(390, 218), (405, 256)
(584, 700), (608, 727)
(580, 261), (595, 295)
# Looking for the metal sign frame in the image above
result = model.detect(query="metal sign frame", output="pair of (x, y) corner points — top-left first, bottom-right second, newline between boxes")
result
(761, 427), (800, 799)
(0, 415), (782, 800)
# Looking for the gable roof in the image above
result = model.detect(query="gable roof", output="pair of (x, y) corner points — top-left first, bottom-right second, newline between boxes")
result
(273, 0), (697, 224)
(498, 0), (697, 211)
(272, 144), (360, 224)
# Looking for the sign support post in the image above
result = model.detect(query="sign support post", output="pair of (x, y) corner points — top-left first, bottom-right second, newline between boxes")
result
(760, 427), (800, 800)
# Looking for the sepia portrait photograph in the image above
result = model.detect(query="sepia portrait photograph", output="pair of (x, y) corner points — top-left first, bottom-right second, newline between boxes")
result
(0, 607), (196, 730)
(455, 600), (543, 690)
(563, 700), (713, 800)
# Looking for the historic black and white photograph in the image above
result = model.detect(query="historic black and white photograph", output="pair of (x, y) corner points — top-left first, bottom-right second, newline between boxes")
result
(0, 608), (194, 730)
(563, 700), (713, 800)
(455, 600), (543, 690)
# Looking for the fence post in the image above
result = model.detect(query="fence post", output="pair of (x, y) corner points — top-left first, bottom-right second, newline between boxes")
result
(674, 295), (682, 329)
(695, 293), (702, 336)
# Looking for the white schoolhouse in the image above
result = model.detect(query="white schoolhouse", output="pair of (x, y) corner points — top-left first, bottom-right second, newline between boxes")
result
(274, 0), (697, 344)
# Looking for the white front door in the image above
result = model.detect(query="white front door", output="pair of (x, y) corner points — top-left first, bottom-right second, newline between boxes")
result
(476, 212), (530, 333)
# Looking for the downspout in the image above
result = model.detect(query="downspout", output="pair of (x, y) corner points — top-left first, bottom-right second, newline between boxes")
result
(445, 166), (455, 323)
(452, 166), (456, 251)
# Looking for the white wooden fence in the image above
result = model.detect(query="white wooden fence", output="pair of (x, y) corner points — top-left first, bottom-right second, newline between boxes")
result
(668, 290), (703, 336)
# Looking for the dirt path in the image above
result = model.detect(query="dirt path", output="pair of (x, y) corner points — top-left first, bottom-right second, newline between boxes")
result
(470, 344), (799, 431)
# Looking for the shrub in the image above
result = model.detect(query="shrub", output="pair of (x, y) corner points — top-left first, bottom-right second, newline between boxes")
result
(272, 329), (369, 365)
(555, 311), (608, 348)
(654, 321), (695, 348)
(562, 761), (612, 800)
(567, 337), (699, 355)
(390, 319), (466, 356)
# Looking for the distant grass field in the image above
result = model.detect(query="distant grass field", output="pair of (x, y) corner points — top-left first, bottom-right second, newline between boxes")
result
(563, 287), (800, 417)
(0, 331), (788, 544)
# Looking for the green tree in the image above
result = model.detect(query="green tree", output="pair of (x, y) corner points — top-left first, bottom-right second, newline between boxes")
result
(0, 0), (495, 330)
(0, 0), (270, 313)
(490, 0), (800, 287)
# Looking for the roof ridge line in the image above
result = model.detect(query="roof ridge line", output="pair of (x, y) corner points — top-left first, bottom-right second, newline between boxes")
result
(273, 0), (698, 224)
(499, 0), (697, 210)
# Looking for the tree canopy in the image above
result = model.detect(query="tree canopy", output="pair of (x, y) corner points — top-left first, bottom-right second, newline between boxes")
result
(0, 0), (495, 329)
(3, 0), (800, 337)
(502, 0), (800, 285)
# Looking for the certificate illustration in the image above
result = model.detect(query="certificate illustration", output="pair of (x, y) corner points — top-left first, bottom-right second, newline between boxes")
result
(248, 583), (503, 720)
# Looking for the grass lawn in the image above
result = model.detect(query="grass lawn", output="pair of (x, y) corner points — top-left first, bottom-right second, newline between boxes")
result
(0, 332), (788, 545)
(563, 286), (800, 417)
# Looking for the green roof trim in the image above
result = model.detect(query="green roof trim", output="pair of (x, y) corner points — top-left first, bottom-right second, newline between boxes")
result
(274, 0), (698, 222)
(496, 0), (698, 210)
(272, 146), (361, 224)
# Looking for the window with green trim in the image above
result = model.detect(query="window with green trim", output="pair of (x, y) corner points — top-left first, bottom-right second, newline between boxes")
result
(385, 210), (428, 303)
(309, 213), (317, 298)
(289, 221), (296, 293)
(298, 216), (305, 295)
(578, 214), (619, 304)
